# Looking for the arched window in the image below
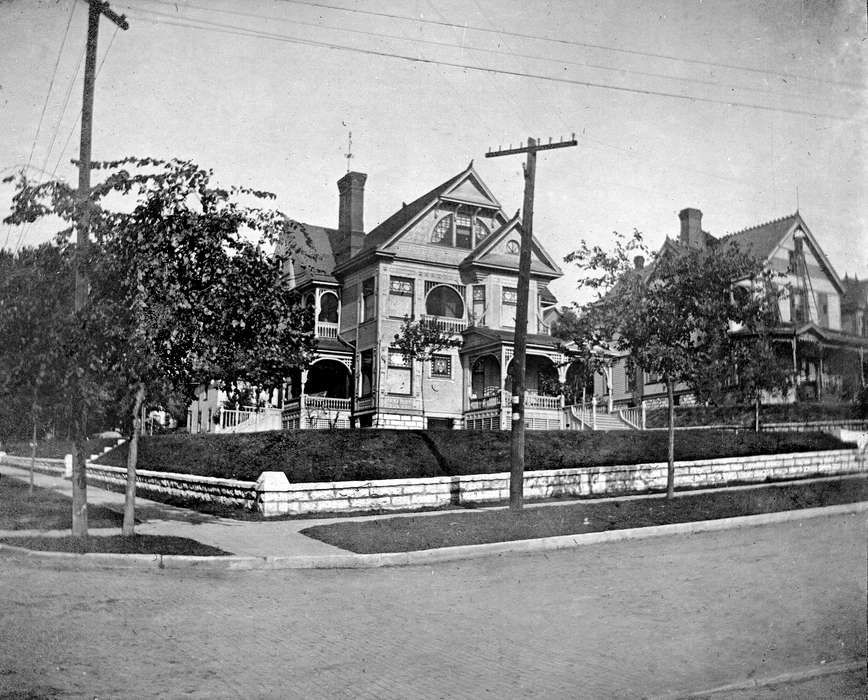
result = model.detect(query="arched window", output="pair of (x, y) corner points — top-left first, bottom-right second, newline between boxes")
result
(318, 292), (338, 323)
(431, 215), (453, 245)
(304, 293), (315, 309)
(426, 285), (464, 318)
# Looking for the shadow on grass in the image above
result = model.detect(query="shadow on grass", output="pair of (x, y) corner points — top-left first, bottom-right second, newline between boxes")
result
(300, 476), (868, 554)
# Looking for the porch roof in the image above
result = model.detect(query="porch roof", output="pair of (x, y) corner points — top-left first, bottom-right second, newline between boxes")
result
(762, 322), (868, 349)
(460, 326), (563, 354)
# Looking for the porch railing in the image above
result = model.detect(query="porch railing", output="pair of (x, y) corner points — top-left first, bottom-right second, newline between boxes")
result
(618, 403), (646, 430)
(469, 390), (562, 411)
(420, 315), (467, 334)
(219, 406), (261, 430)
(316, 321), (338, 339)
(305, 395), (351, 411)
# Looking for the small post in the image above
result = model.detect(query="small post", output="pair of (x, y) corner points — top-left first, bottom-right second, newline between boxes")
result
(591, 396), (597, 430)
(641, 400), (647, 430)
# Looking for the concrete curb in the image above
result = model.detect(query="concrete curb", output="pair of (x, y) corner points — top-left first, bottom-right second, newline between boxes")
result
(2, 500), (866, 571)
(648, 658), (866, 699)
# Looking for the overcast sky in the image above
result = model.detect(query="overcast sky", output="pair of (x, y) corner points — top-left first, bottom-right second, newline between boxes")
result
(1, 0), (865, 305)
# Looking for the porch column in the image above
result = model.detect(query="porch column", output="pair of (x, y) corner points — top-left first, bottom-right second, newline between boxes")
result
(462, 356), (472, 411)
(606, 365), (614, 413)
(299, 369), (308, 429)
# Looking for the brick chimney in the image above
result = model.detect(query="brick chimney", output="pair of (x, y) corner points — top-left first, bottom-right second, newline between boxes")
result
(336, 171), (367, 265)
(633, 255), (645, 270)
(678, 208), (704, 249)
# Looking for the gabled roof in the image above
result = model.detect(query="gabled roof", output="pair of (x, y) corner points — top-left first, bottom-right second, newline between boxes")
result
(363, 161), (503, 252)
(718, 213), (800, 260)
(460, 213), (562, 278)
(277, 222), (341, 286)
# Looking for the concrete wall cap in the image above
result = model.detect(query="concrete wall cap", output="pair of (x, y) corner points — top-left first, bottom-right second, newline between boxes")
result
(256, 471), (291, 490)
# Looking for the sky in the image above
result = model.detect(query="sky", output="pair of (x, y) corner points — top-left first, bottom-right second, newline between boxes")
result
(1, 0), (865, 306)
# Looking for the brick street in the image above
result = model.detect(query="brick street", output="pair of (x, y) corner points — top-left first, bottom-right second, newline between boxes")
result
(1, 512), (865, 699)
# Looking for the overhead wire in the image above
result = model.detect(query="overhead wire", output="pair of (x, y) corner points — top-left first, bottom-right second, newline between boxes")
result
(12, 26), (121, 254)
(121, 7), (856, 122)
(6, 0), (77, 252)
(128, 0), (831, 104)
(275, 0), (863, 90)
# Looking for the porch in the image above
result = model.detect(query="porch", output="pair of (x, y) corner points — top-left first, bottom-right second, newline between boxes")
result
(464, 389), (565, 431)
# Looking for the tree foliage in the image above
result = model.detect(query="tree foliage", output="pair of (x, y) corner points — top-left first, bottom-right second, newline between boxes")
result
(564, 230), (784, 497)
(4, 157), (316, 533)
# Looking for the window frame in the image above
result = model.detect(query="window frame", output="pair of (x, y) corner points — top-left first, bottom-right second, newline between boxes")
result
(430, 353), (452, 379)
(388, 276), (415, 319)
(386, 347), (413, 395)
(361, 277), (375, 323)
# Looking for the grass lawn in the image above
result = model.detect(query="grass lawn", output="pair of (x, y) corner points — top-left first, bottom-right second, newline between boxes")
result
(0, 535), (229, 556)
(94, 429), (853, 483)
(0, 475), (228, 556)
(0, 475), (123, 530)
(300, 476), (868, 553)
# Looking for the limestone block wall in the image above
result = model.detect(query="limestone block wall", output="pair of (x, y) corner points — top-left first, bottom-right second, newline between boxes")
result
(256, 448), (863, 516)
(86, 463), (259, 510)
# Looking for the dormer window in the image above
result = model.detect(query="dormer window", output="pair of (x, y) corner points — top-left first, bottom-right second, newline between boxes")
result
(475, 219), (490, 243)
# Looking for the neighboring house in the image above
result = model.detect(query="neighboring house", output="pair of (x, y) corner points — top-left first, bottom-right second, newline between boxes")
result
(596, 208), (868, 409)
(188, 163), (569, 432)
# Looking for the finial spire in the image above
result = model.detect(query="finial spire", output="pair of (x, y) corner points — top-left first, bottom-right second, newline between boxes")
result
(345, 131), (353, 173)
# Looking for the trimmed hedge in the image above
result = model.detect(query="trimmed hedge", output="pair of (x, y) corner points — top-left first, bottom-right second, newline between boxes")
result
(2, 437), (119, 459)
(645, 403), (863, 429)
(94, 428), (854, 483)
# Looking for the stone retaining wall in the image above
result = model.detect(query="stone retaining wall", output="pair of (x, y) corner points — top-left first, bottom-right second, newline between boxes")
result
(257, 448), (865, 516)
(85, 463), (259, 511)
(4, 447), (864, 519)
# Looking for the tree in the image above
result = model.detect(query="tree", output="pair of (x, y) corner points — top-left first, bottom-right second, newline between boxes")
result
(5, 158), (316, 535)
(393, 316), (462, 427)
(565, 231), (779, 498)
(0, 244), (76, 494)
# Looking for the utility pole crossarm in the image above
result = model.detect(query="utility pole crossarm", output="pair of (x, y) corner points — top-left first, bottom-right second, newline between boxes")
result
(485, 134), (578, 159)
(87, 0), (130, 30)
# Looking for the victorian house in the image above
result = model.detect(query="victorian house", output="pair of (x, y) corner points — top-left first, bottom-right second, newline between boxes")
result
(596, 208), (868, 410)
(188, 163), (569, 433)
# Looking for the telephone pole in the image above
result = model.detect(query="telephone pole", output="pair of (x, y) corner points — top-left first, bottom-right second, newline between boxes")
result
(486, 135), (577, 510)
(71, 0), (129, 538)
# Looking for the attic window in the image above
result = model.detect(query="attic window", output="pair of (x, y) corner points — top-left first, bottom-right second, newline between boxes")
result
(432, 215), (453, 245)
(506, 240), (520, 255)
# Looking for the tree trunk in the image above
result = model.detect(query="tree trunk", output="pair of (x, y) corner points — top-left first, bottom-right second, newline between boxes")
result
(29, 408), (37, 497)
(71, 403), (88, 539)
(420, 357), (426, 430)
(754, 392), (761, 432)
(666, 378), (675, 499)
(123, 383), (146, 536)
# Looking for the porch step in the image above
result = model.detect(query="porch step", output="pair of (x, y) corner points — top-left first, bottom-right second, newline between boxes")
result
(564, 406), (636, 431)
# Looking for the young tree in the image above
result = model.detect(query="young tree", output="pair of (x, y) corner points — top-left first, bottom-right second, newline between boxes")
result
(565, 231), (778, 498)
(393, 317), (462, 427)
(5, 158), (316, 535)
(0, 244), (75, 494)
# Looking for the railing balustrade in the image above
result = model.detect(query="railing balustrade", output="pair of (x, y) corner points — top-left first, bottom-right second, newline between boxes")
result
(305, 395), (351, 411)
(618, 403), (646, 430)
(420, 314), (467, 334)
(316, 321), (339, 339)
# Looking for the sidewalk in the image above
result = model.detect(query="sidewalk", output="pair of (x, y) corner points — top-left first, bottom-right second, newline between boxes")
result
(1, 460), (866, 568)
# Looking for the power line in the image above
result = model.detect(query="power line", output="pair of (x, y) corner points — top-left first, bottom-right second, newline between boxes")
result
(128, 0), (831, 104)
(12, 26), (120, 254)
(24, 0), (78, 176)
(276, 0), (862, 90)
(123, 7), (856, 122)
